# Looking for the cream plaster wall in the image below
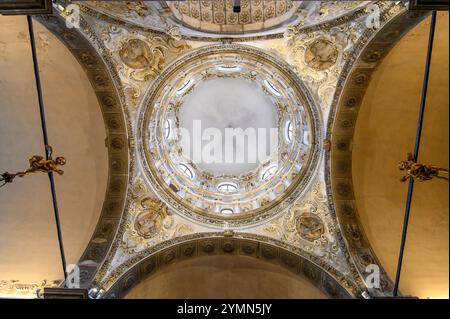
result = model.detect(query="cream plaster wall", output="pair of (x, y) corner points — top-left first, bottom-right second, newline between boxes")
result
(352, 12), (449, 299)
(0, 16), (107, 284)
(125, 255), (327, 299)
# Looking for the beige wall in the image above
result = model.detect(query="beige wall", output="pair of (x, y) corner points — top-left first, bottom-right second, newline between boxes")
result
(352, 12), (449, 298)
(125, 255), (327, 299)
(0, 16), (107, 285)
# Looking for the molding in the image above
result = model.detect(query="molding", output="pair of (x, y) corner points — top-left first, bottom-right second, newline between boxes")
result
(325, 8), (429, 296)
(0, 0), (52, 15)
(100, 234), (357, 299)
(35, 14), (130, 289)
(409, 0), (449, 10)
(43, 288), (89, 299)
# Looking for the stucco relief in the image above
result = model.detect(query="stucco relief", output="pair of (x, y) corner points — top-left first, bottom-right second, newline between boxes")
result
(305, 39), (339, 71)
(296, 212), (325, 241)
(83, 1), (166, 31)
(284, 20), (365, 116)
(106, 27), (189, 74)
(121, 177), (193, 255)
(0, 279), (60, 298)
(87, 17), (191, 114)
(259, 173), (354, 278)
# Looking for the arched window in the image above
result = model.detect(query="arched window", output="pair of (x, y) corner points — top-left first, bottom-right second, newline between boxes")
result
(178, 163), (195, 179)
(261, 164), (278, 181)
(164, 119), (172, 139)
(220, 208), (234, 214)
(217, 65), (241, 72)
(264, 79), (281, 97)
(285, 120), (293, 143)
(217, 182), (238, 193)
(177, 79), (193, 95)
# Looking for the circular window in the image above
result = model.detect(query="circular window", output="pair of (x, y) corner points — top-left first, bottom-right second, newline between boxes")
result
(264, 79), (281, 97)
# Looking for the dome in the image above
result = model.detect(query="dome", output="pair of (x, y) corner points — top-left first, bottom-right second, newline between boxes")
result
(167, 0), (301, 34)
(138, 44), (321, 226)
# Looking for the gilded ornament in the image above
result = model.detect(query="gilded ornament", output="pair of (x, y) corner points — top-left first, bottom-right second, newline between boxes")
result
(134, 198), (169, 239)
(305, 39), (338, 70)
(119, 38), (164, 80)
(399, 152), (449, 182)
(1, 146), (66, 188)
(296, 213), (324, 242)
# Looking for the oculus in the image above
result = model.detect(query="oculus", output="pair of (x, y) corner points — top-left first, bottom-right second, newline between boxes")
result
(138, 44), (321, 226)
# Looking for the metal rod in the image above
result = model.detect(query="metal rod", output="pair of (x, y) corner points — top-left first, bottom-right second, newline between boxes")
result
(392, 10), (437, 297)
(233, 0), (241, 13)
(27, 15), (68, 281)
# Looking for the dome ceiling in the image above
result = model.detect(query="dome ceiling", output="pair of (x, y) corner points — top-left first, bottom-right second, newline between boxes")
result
(167, 0), (300, 33)
(138, 45), (319, 225)
(80, 1), (368, 39)
(1, 0), (446, 300)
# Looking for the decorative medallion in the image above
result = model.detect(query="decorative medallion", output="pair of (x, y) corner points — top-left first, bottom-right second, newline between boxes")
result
(305, 39), (339, 71)
(296, 213), (324, 242)
(118, 38), (164, 81)
(134, 198), (168, 239)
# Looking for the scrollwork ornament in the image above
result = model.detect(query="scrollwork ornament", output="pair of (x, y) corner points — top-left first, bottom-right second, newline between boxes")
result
(261, 179), (352, 275)
(285, 19), (365, 111)
(97, 22), (190, 111)
(121, 177), (193, 254)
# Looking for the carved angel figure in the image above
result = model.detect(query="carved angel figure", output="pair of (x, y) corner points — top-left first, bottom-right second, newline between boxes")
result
(399, 153), (449, 182)
(1, 150), (66, 187)
(25, 155), (66, 176)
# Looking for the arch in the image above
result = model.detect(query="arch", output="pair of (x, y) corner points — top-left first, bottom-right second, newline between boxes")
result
(125, 255), (328, 298)
(101, 235), (355, 299)
(35, 14), (130, 288)
(326, 9), (429, 296)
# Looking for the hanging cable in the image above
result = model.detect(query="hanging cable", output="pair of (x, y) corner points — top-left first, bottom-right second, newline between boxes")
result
(27, 15), (67, 281)
(392, 10), (437, 297)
